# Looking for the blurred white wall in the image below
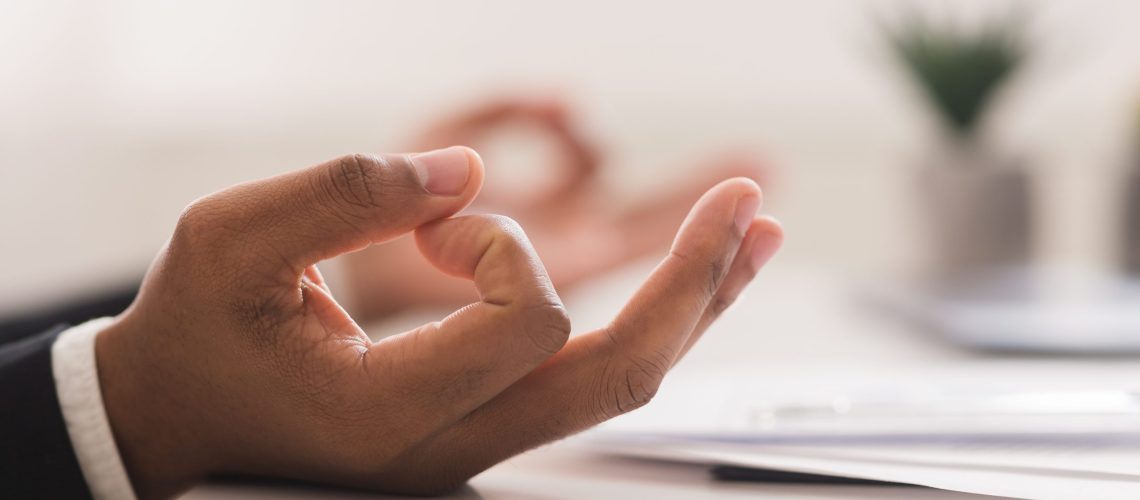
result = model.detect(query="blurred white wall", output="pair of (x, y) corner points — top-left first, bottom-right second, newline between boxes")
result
(2, 0), (1139, 313)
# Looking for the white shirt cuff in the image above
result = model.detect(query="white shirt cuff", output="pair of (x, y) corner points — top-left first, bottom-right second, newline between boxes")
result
(52, 317), (138, 500)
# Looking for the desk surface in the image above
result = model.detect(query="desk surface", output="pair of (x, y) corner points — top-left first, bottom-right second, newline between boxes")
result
(180, 264), (1138, 499)
(185, 445), (981, 499)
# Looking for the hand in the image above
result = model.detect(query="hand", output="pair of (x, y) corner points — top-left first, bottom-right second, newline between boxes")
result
(342, 97), (771, 321)
(96, 147), (783, 498)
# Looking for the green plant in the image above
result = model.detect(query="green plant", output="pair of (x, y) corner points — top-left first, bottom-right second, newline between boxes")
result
(884, 11), (1030, 140)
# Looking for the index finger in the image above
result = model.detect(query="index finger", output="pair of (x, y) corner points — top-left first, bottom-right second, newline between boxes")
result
(358, 215), (571, 439)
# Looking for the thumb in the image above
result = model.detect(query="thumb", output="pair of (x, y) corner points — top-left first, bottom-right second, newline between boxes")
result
(176, 146), (484, 283)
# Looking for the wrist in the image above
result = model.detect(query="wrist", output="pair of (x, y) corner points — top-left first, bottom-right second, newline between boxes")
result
(95, 315), (211, 499)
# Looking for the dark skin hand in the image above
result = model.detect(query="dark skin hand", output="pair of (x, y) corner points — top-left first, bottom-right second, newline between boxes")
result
(341, 97), (771, 321)
(95, 146), (783, 498)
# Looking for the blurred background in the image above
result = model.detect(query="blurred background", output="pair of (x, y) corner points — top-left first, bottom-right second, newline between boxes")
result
(3, 0), (1140, 337)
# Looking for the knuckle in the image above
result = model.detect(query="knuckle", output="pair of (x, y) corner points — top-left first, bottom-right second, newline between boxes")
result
(596, 335), (670, 418)
(521, 300), (572, 356)
(172, 197), (223, 244)
(324, 153), (387, 210)
(169, 195), (293, 296)
(710, 293), (736, 319)
(669, 247), (728, 306)
(322, 152), (425, 215)
(471, 214), (533, 260)
(480, 214), (526, 238)
(619, 356), (666, 411)
(169, 196), (247, 268)
(167, 196), (258, 294)
(485, 215), (533, 259)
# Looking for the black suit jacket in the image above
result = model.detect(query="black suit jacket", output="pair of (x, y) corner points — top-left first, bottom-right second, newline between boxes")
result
(0, 286), (137, 499)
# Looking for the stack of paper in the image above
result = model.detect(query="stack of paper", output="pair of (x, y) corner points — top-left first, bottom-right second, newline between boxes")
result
(583, 370), (1140, 499)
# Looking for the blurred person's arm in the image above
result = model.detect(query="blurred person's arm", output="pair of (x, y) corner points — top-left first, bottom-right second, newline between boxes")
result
(0, 146), (781, 499)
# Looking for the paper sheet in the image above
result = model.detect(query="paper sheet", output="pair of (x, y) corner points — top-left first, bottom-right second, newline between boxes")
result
(686, 445), (1140, 500)
(584, 438), (1140, 499)
(586, 365), (1140, 500)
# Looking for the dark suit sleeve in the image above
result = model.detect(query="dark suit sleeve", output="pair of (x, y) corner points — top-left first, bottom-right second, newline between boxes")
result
(0, 325), (94, 500)
(0, 285), (139, 498)
(0, 284), (138, 347)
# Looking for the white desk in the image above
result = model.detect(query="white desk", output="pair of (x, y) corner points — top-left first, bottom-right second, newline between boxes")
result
(182, 263), (1140, 499)
(185, 446), (977, 499)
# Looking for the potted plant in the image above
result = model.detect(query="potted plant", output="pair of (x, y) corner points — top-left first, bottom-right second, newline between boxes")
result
(884, 11), (1033, 281)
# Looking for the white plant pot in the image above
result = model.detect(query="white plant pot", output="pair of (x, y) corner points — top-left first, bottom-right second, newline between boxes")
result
(918, 148), (1033, 280)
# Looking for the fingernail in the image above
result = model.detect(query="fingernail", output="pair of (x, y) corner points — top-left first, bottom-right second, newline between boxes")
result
(751, 228), (782, 270)
(734, 195), (761, 234)
(411, 147), (471, 196)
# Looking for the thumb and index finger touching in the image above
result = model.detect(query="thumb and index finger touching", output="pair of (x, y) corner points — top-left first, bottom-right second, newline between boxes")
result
(202, 146), (486, 284)
(210, 144), (568, 343)
(225, 145), (574, 429)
